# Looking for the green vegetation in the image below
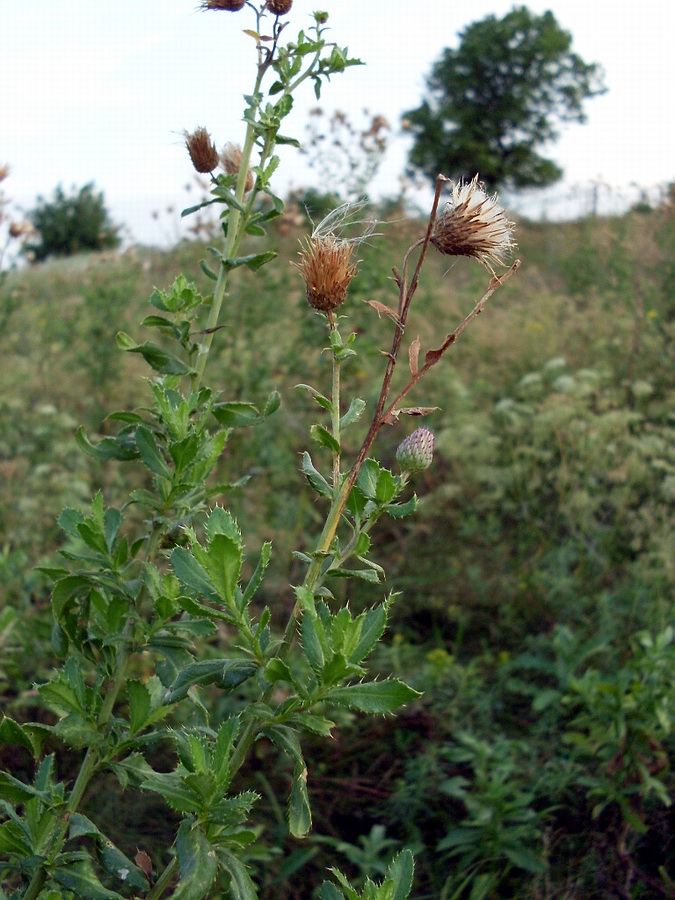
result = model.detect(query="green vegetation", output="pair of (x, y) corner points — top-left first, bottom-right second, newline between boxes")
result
(404, 7), (606, 190)
(1, 200), (672, 897)
(24, 183), (120, 262)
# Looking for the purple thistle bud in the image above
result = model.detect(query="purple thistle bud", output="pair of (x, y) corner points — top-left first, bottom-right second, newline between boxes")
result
(396, 428), (435, 474)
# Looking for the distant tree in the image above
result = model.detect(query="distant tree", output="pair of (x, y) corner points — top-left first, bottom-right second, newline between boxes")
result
(403, 7), (606, 191)
(25, 183), (120, 261)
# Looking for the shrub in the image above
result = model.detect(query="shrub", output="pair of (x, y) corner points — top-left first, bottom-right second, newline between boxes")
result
(25, 183), (120, 261)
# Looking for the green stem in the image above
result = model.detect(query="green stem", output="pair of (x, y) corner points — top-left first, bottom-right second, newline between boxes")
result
(146, 856), (178, 900)
(192, 72), (264, 390)
(329, 317), (341, 488)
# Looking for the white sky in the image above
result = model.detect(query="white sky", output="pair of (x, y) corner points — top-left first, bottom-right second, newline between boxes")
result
(2, 0), (674, 245)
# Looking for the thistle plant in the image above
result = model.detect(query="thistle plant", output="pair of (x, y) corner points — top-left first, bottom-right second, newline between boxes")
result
(0, 5), (518, 898)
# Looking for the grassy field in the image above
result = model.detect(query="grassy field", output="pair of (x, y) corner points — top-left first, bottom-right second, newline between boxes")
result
(1, 201), (673, 897)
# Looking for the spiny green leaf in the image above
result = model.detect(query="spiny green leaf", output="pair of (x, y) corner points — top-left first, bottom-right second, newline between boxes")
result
(164, 659), (258, 704)
(311, 424), (341, 454)
(219, 848), (258, 900)
(173, 821), (218, 899)
(324, 680), (421, 714)
(289, 762), (312, 838)
(301, 451), (332, 498)
(135, 425), (171, 479)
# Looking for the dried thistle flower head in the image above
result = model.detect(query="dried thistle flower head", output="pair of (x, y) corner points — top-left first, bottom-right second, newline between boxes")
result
(293, 235), (357, 312)
(292, 201), (377, 312)
(396, 428), (435, 474)
(431, 175), (516, 272)
(184, 127), (219, 174)
(265, 0), (293, 14)
(221, 143), (254, 193)
(199, 0), (246, 10)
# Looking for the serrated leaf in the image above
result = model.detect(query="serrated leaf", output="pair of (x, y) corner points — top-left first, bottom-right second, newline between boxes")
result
(296, 383), (332, 412)
(375, 469), (398, 504)
(386, 495), (418, 519)
(211, 401), (259, 428)
(289, 763), (312, 838)
(356, 458), (381, 500)
(340, 398), (366, 429)
(327, 566), (381, 584)
(139, 772), (201, 814)
(171, 547), (219, 601)
(99, 839), (150, 890)
(220, 848), (258, 900)
(135, 425), (171, 479)
(223, 251), (277, 272)
(388, 849), (415, 899)
(75, 426), (138, 462)
(265, 658), (295, 685)
(350, 604), (388, 664)
(0, 772), (49, 804)
(301, 613), (326, 674)
(127, 680), (151, 735)
(0, 717), (37, 756)
(164, 659), (258, 703)
(325, 680), (421, 714)
(53, 861), (124, 899)
(241, 541), (272, 610)
(173, 821), (218, 899)
(121, 339), (192, 375)
(204, 534), (242, 607)
(301, 452), (332, 498)
(0, 821), (32, 856)
(310, 424), (341, 454)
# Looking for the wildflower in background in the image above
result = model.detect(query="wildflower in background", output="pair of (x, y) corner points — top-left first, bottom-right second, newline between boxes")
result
(0, 164), (9, 183)
(396, 428), (435, 474)
(430, 175), (515, 273)
(221, 143), (254, 193)
(184, 127), (219, 174)
(199, 0), (246, 10)
(265, 0), (293, 14)
(292, 201), (376, 312)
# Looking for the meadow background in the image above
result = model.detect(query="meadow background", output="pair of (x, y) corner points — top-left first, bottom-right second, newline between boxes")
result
(0, 192), (673, 897)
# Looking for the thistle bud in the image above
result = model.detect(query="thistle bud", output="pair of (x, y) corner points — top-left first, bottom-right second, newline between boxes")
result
(292, 235), (357, 312)
(221, 143), (254, 193)
(396, 428), (435, 474)
(265, 0), (293, 13)
(430, 175), (515, 273)
(199, 0), (246, 10)
(184, 127), (219, 174)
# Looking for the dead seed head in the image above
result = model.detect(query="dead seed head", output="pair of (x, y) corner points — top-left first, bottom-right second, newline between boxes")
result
(199, 0), (246, 10)
(265, 0), (293, 14)
(184, 127), (219, 174)
(292, 235), (357, 312)
(431, 175), (516, 272)
(221, 143), (254, 193)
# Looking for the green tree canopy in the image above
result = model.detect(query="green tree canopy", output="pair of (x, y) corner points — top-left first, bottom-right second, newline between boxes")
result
(26, 182), (120, 261)
(403, 7), (606, 191)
